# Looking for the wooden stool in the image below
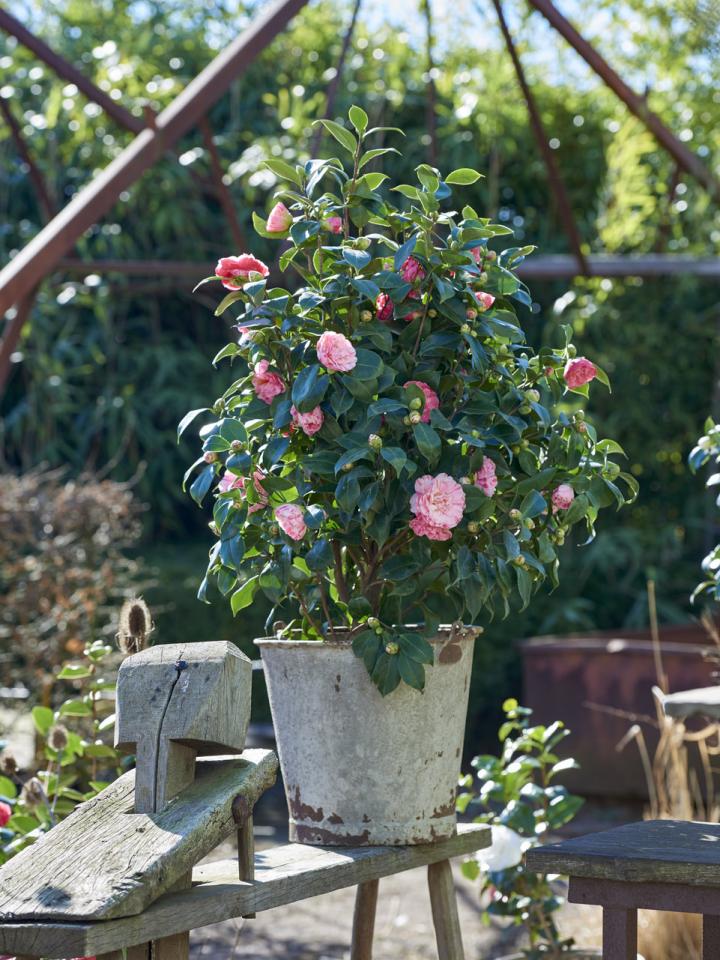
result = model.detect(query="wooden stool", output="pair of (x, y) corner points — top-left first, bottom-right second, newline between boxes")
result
(0, 824), (489, 958)
(526, 819), (720, 959)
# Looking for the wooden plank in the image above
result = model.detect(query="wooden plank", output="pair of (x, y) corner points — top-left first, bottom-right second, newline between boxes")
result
(0, 750), (277, 922)
(0, 824), (491, 957)
(526, 820), (720, 886)
(569, 876), (720, 915)
(350, 879), (378, 960)
(427, 860), (465, 960)
(602, 907), (637, 960)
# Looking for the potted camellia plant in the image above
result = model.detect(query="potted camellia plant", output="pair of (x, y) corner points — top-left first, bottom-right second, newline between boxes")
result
(180, 106), (634, 846)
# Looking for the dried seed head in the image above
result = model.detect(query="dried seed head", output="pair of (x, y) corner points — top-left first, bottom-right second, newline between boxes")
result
(48, 724), (69, 752)
(0, 752), (17, 777)
(116, 596), (154, 655)
(21, 777), (46, 810)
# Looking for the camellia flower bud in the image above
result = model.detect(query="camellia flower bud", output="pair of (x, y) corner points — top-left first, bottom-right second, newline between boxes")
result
(575, 409), (585, 421)
(460, 323), (471, 334)
(409, 411), (421, 424)
(409, 397), (423, 411)
(577, 421), (588, 434)
(203, 452), (218, 464)
(514, 555), (527, 567)
(385, 641), (399, 655)
(567, 344), (577, 358)
(48, 724), (69, 752)
(460, 476), (471, 485)
(467, 521), (480, 534)
(367, 617), (380, 629)
(466, 308), (477, 320)
(471, 430), (480, 438)
(428, 309), (437, 318)
(270, 524), (280, 537)
(355, 236), (371, 250)
(343, 462), (354, 471)
(360, 310), (373, 323)
(368, 434), (383, 451)
(509, 508), (522, 522)
(485, 249), (498, 262)
(525, 389), (540, 403)
(403, 415), (411, 425)
(544, 366), (554, 377)
(519, 403), (531, 414)
(478, 271), (489, 284)
(230, 439), (243, 452)
(526, 518), (536, 529)
(212, 400), (224, 415)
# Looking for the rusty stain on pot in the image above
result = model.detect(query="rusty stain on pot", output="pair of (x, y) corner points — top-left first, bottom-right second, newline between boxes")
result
(334, 673), (341, 693)
(293, 824), (371, 845)
(328, 812), (344, 824)
(289, 786), (324, 823)
(438, 642), (462, 664)
(431, 800), (455, 819)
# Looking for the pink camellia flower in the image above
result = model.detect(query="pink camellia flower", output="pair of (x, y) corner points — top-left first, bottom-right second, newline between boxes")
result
(316, 331), (357, 372)
(0, 802), (11, 828)
(376, 292), (394, 322)
(266, 201), (293, 233)
(474, 457), (498, 497)
(404, 380), (439, 424)
(323, 216), (343, 234)
(400, 256), (426, 283)
(215, 254), (269, 290)
(275, 503), (307, 540)
(219, 470), (268, 513)
(410, 515), (454, 541)
(475, 291), (495, 312)
(291, 404), (324, 436)
(410, 473), (466, 534)
(252, 359), (286, 404)
(238, 326), (255, 346)
(552, 483), (575, 512)
(564, 357), (597, 389)
(471, 247), (484, 265)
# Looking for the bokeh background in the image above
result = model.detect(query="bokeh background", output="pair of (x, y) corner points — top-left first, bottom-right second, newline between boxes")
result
(2, 0), (719, 745)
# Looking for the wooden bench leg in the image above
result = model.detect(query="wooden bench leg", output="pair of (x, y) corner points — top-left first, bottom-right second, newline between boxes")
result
(351, 878), (379, 960)
(603, 907), (637, 960)
(428, 859), (465, 960)
(704, 915), (720, 959)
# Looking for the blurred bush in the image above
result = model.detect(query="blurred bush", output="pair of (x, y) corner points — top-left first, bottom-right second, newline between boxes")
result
(0, 468), (142, 687)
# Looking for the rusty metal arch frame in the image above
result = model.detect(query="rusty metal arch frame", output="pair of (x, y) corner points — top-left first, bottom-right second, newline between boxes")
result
(1, 0), (719, 394)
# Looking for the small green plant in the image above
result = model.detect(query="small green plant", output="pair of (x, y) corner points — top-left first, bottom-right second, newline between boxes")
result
(689, 417), (720, 604)
(458, 699), (583, 958)
(0, 598), (152, 863)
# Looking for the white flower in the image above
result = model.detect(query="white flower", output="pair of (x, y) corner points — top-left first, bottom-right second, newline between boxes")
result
(479, 825), (529, 872)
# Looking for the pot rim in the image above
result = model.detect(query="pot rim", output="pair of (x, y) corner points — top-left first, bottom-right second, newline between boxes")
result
(255, 623), (480, 649)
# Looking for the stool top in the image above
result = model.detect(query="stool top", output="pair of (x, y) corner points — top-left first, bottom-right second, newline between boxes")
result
(660, 685), (720, 721)
(526, 820), (720, 887)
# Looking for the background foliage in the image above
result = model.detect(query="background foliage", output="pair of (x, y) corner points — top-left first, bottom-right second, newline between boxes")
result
(1, 0), (719, 735)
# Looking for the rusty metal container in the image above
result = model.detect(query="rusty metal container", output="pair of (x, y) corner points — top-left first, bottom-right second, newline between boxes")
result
(522, 625), (715, 800)
(255, 626), (477, 846)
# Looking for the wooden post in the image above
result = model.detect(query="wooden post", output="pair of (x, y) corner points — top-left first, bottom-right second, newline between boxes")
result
(427, 859), (465, 960)
(115, 642), (253, 959)
(704, 915), (720, 960)
(602, 907), (637, 960)
(350, 878), (379, 960)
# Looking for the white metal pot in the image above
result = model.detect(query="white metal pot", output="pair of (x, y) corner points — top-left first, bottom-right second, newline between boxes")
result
(256, 625), (477, 846)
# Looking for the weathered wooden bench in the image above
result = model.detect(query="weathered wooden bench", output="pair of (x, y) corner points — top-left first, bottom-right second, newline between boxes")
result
(526, 819), (720, 959)
(0, 641), (490, 959)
